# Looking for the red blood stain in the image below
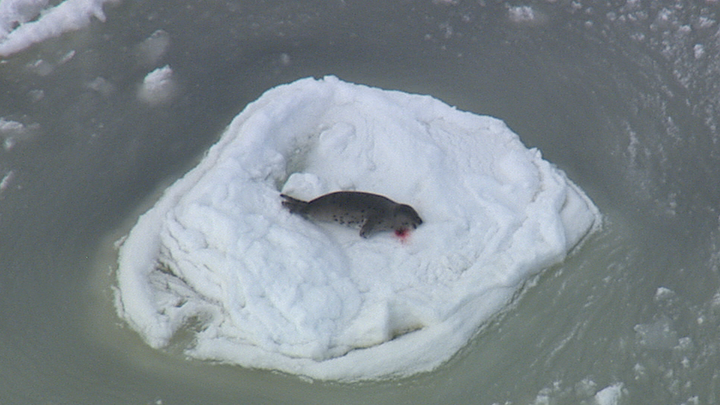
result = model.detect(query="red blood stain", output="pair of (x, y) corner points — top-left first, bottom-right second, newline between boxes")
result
(394, 228), (410, 243)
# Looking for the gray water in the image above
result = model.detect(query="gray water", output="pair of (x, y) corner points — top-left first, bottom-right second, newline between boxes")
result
(1, 0), (719, 404)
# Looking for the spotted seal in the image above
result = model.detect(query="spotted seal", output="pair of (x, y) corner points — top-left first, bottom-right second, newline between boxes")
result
(280, 191), (423, 238)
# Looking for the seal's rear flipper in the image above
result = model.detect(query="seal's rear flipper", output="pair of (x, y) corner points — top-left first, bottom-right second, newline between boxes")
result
(280, 194), (309, 214)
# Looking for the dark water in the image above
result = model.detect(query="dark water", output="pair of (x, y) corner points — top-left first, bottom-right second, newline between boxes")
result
(1, 0), (719, 403)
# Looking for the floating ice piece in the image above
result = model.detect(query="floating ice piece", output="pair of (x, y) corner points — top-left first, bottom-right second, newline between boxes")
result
(634, 315), (679, 350)
(0, 0), (115, 56)
(115, 76), (600, 380)
(135, 30), (171, 67)
(138, 65), (175, 105)
(0, 117), (39, 150)
(594, 383), (624, 405)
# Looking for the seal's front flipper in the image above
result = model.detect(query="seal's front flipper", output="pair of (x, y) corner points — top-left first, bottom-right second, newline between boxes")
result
(280, 194), (309, 214)
(359, 216), (381, 238)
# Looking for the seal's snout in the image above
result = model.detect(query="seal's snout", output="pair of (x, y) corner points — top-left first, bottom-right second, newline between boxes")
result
(396, 204), (423, 228)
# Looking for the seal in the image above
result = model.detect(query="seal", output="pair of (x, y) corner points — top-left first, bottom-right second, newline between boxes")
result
(280, 191), (423, 238)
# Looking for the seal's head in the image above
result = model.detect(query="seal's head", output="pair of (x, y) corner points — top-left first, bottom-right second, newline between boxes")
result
(392, 204), (423, 232)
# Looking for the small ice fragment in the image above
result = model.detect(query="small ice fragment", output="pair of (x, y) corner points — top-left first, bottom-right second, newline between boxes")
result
(28, 89), (45, 102)
(634, 315), (678, 350)
(26, 59), (53, 76)
(594, 383), (624, 405)
(59, 49), (75, 64)
(86, 77), (114, 97)
(136, 30), (171, 66)
(693, 44), (705, 59)
(0, 170), (15, 192)
(0, 118), (38, 150)
(575, 378), (598, 397)
(508, 5), (548, 26)
(654, 286), (675, 301)
(138, 65), (175, 105)
(509, 6), (535, 23)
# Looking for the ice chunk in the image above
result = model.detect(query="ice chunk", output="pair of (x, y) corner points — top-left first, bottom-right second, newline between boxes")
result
(115, 76), (600, 380)
(0, 0), (115, 56)
(0, 117), (39, 150)
(594, 383), (624, 405)
(634, 315), (679, 350)
(137, 65), (175, 105)
(135, 30), (171, 67)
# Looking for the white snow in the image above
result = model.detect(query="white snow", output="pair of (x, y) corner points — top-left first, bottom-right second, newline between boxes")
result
(0, 0), (115, 57)
(114, 76), (600, 380)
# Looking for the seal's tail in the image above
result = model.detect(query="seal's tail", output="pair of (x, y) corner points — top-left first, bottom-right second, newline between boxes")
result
(280, 194), (309, 214)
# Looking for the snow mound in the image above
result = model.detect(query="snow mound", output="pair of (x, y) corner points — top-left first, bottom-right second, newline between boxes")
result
(115, 76), (600, 380)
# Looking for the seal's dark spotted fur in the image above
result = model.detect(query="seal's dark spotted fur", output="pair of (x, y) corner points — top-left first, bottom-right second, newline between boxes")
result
(281, 191), (422, 238)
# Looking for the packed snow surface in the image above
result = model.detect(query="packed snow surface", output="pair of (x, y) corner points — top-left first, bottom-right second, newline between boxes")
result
(115, 76), (600, 380)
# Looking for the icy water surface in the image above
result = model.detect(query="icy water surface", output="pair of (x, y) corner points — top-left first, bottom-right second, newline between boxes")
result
(1, 0), (719, 404)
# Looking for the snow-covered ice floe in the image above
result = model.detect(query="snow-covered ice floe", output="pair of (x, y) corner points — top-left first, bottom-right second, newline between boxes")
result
(115, 76), (600, 381)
